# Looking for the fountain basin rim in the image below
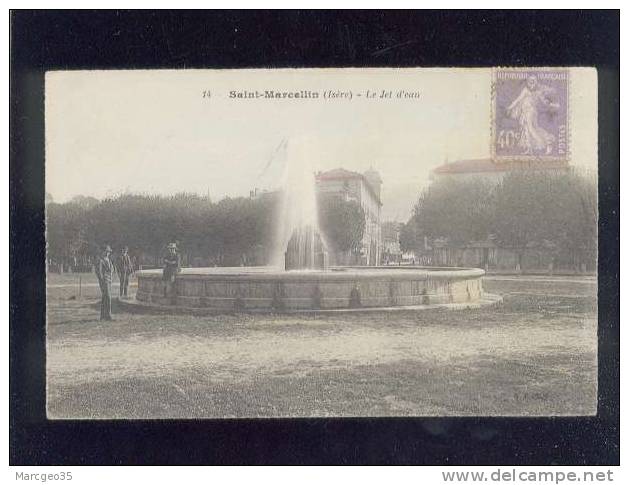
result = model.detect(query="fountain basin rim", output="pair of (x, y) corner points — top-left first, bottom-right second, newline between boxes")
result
(136, 265), (485, 282)
(121, 293), (502, 315)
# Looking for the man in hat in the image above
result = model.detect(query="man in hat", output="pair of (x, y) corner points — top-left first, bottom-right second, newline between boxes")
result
(94, 245), (114, 320)
(163, 242), (180, 297)
(116, 246), (134, 298)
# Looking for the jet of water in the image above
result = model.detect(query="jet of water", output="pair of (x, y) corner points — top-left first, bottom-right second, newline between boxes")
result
(270, 136), (325, 269)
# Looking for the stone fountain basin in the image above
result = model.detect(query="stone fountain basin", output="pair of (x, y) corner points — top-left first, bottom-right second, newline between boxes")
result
(134, 266), (490, 312)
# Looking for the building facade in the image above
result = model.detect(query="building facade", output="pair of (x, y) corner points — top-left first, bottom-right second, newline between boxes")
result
(315, 168), (383, 266)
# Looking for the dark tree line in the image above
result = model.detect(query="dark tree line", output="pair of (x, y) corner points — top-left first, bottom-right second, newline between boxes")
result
(46, 192), (366, 271)
(400, 170), (597, 269)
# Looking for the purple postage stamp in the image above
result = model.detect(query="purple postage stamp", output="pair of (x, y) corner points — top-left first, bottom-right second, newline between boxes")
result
(492, 68), (569, 162)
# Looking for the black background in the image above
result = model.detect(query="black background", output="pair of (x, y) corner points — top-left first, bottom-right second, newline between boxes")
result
(10, 10), (620, 465)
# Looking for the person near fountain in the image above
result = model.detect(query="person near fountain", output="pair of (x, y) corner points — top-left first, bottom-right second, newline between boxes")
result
(115, 246), (134, 299)
(162, 242), (180, 297)
(94, 245), (114, 321)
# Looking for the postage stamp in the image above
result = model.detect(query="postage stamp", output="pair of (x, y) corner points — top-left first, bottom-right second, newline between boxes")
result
(491, 68), (570, 162)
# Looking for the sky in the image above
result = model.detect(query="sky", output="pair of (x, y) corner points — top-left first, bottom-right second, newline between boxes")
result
(45, 68), (598, 221)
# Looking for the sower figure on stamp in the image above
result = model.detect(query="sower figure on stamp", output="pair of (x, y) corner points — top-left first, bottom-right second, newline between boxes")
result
(163, 242), (180, 298)
(505, 74), (560, 156)
(116, 246), (134, 299)
(95, 245), (114, 321)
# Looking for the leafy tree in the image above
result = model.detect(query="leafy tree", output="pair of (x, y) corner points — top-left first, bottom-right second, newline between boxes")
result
(70, 195), (99, 210)
(492, 172), (546, 268)
(318, 195), (366, 255)
(405, 177), (495, 250)
(46, 201), (90, 268)
(493, 171), (597, 270)
(50, 192), (280, 268)
(399, 220), (420, 253)
(402, 170), (597, 271)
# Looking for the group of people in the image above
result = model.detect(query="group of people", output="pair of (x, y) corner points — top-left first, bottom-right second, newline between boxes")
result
(94, 243), (180, 321)
(94, 245), (136, 321)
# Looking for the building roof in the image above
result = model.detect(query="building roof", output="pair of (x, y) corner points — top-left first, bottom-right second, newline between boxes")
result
(316, 168), (364, 180)
(316, 168), (382, 205)
(433, 158), (570, 175)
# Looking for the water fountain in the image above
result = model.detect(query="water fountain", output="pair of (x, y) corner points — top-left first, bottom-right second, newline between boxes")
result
(284, 226), (328, 271)
(132, 138), (498, 313)
(271, 137), (328, 271)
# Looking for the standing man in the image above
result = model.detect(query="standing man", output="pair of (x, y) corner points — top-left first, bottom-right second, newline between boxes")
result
(95, 245), (114, 321)
(163, 242), (180, 297)
(116, 246), (134, 299)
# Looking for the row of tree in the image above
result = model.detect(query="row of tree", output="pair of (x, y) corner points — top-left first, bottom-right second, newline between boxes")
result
(399, 171), (597, 268)
(46, 192), (367, 271)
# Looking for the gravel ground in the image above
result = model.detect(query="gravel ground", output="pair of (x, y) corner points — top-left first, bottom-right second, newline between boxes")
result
(46, 273), (597, 418)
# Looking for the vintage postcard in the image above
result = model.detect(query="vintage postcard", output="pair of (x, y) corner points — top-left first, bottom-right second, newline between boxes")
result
(44, 68), (598, 419)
